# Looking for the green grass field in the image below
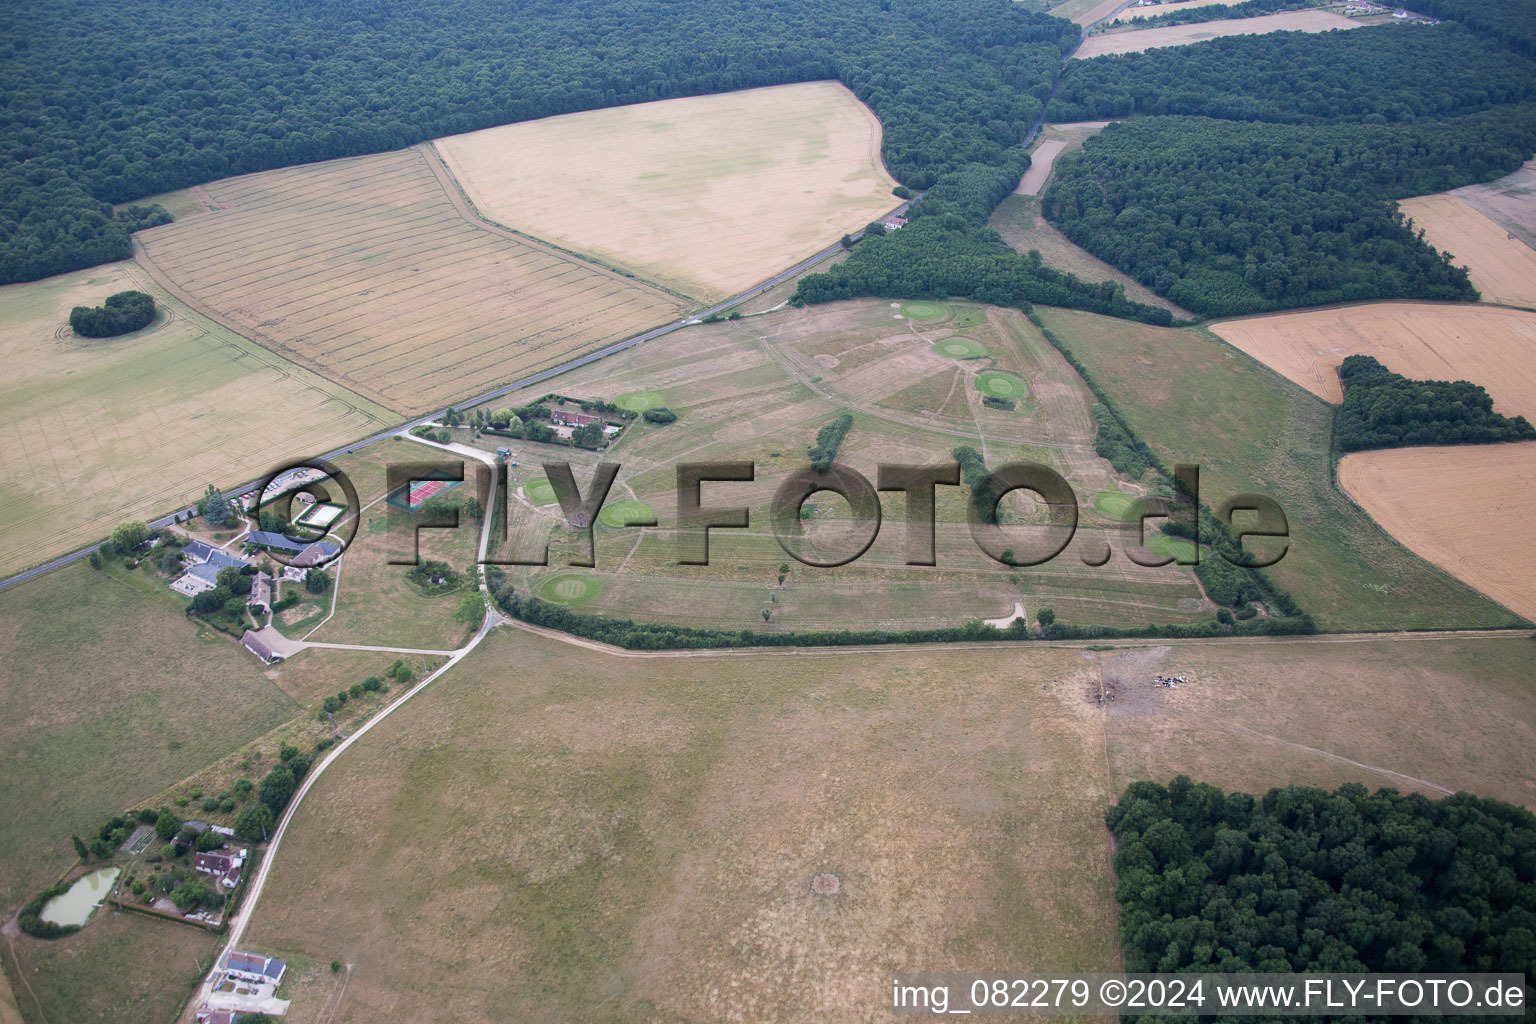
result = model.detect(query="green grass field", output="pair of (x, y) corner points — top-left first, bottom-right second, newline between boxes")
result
(597, 499), (656, 527)
(932, 337), (989, 359)
(614, 391), (664, 413)
(524, 479), (559, 505)
(1092, 488), (1138, 521)
(537, 573), (604, 607)
(975, 371), (1029, 398)
(1035, 307), (1523, 631)
(0, 562), (299, 912)
(900, 300), (947, 320)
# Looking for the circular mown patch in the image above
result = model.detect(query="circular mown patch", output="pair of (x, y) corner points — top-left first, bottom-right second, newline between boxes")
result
(538, 573), (602, 607)
(615, 391), (664, 413)
(525, 479), (558, 505)
(974, 371), (1028, 399)
(933, 337), (988, 360)
(1093, 489), (1138, 521)
(598, 499), (656, 528)
(1145, 533), (1200, 565)
(900, 300), (946, 320)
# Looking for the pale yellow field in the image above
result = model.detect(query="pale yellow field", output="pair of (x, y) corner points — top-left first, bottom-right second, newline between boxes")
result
(0, 261), (392, 577)
(1452, 157), (1536, 250)
(1016, 140), (1067, 195)
(434, 82), (900, 302)
(1338, 443), (1536, 623)
(1398, 193), (1536, 307)
(1112, 0), (1239, 23)
(1209, 302), (1536, 417)
(1075, 9), (1358, 56)
(136, 147), (682, 415)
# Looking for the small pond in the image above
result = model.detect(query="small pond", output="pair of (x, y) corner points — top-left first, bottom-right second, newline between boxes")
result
(39, 866), (120, 926)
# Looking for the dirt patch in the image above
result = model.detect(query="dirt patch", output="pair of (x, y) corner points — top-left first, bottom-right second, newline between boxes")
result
(1397, 193), (1536, 308)
(1075, 9), (1359, 56)
(1209, 302), (1536, 418)
(1338, 442), (1536, 623)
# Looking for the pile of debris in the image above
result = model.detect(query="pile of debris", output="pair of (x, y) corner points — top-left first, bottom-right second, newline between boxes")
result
(1154, 674), (1187, 688)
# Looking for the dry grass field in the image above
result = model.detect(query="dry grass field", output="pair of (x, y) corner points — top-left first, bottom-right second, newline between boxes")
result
(241, 627), (1536, 1023)
(1451, 157), (1536, 250)
(1110, 0), (1240, 22)
(1058, 0), (1136, 27)
(1075, 9), (1358, 56)
(1338, 443), (1536, 624)
(434, 82), (900, 302)
(1397, 193), (1536, 308)
(1209, 302), (1536, 417)
(0, 260), (391, 579)
(464, 299), (1207, 633)
(1016, 140), (1067, 195)
(136, 147), (682, 415)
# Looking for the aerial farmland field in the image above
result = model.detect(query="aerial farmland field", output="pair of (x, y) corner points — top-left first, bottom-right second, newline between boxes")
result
(1338, 443), (1536, 623)
(1209, 302), (1536, 417)
(1110, 0), (1242, 22)
(1396, 193), (1536, 308)
(1448, 157), (1536, 249)
(135, 148), (684, 415)
(239, 628), (1536, 1023)
(1074, 9), (1359, 56)
(434, 82), (901, 302)
(0, 261), (391, 577)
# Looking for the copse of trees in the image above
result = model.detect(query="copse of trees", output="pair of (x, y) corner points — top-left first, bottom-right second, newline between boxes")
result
(1334, 355), (1536, 452)
(1, 0), (1077, 284)
(807, 412), (854, 472)
(68, 290), (155, 338)
(1108, 777), (1536, 978)
(1042, 106), (1536, 316)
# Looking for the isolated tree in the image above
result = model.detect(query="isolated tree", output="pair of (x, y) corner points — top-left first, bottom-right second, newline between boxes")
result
(88, 552), (103, 570)
(160, 550), (183, 575)
(444, 407), (463, 426)
(1036, 607), (1055, 626)
(233, 803), (274, 842)
(454, 591), (485, 627)
(258, 764), (296, 814)
(462, 496), (484, 520)
(89, 837), (114, 859)
(202, 485), (233, 526)
(111, 519), (149, 551)
(72, 834), (90, 861)
(320, 695), (340, 716)
(155, 810), (181, 841)
(305, 568), (331, 594)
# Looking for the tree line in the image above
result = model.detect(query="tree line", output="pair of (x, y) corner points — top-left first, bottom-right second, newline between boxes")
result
(1108, 777), (1536, 980)
(0, 0), (1075, 284)
(1112, 0), (1315, 29)
(1335, 355), (1536, 452)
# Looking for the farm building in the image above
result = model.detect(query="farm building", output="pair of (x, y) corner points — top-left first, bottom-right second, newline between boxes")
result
(880, 215), (907, 230)
(221, 950), (286, 986)
(247, 530), (306, 554)
(248, 572), (272, 611)
(195, 1009), (237, 1024)
(193, 850), (245, 888)
(550, 408), (601, 428)
(170, 544), (250, 596)
(291, 540), (341, 568)
(240, 629), (286, 665)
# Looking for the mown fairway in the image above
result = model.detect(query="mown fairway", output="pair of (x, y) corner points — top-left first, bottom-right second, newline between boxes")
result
(136, 148), (683, 415)
(1209, 302), (1536, 418)
(0, 261), (390, 578)
(242, 627), (1536, 1023)
(1339, 443), (1536, 624)
(468, 299), (1208, 634)
(1036, 306), (1524, 631)
(434, 82), (900, 302)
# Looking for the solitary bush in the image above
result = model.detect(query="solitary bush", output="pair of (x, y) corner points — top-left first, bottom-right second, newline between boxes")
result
(642, 407), (678, 424)
(69, 290), (155, 338)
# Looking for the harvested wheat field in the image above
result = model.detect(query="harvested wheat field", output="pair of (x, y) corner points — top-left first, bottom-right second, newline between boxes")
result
(1209, 303), (1536, 417)
(434, 82), (900, 302)
(1111, 0), (1241, 22)
(1451, 157), (1536, 250)
(1017, 140), (1067, 195)
(1075, 10), (1358, 56)
(1338, 443), (1536, 623)
(1398, 193), (1536, 308)
(136, 147), (682, 415)
(0, 261), (390, 577)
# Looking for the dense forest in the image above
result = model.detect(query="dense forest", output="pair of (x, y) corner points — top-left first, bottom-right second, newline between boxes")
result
(1041, 20), (1536, 317)
(1335, 355), (1536, 451)
(1109, 778), (1536, 978)
(1050, 26), (1536, 123)
(1041, 106), (1536, 316)
(1413, 0), (1536, 55)
(0, 0), (1075, 284)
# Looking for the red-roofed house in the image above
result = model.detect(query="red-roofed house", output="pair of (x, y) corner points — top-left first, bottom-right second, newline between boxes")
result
(550, 409), (600, 428)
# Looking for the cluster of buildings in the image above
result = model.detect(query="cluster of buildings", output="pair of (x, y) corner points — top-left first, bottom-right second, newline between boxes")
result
(548, 407), (624, 441)
(192, 847), (248, 889)
(169, 541), (254, 598)
(194, 950), (288, 1023)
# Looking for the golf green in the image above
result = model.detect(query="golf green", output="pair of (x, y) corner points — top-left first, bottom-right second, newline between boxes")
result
(1093, 489), (1138, 521)
(974, 372), (1028, 399)
(615, 391), (664, 413)
(933, 337), (988, 359)
(900, 301), (946, 320)
(598, 499), (656, 528)
(1144, 533), (1200, 565)
(525, 479), (558, 505)
(539, 574), (602, 606)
